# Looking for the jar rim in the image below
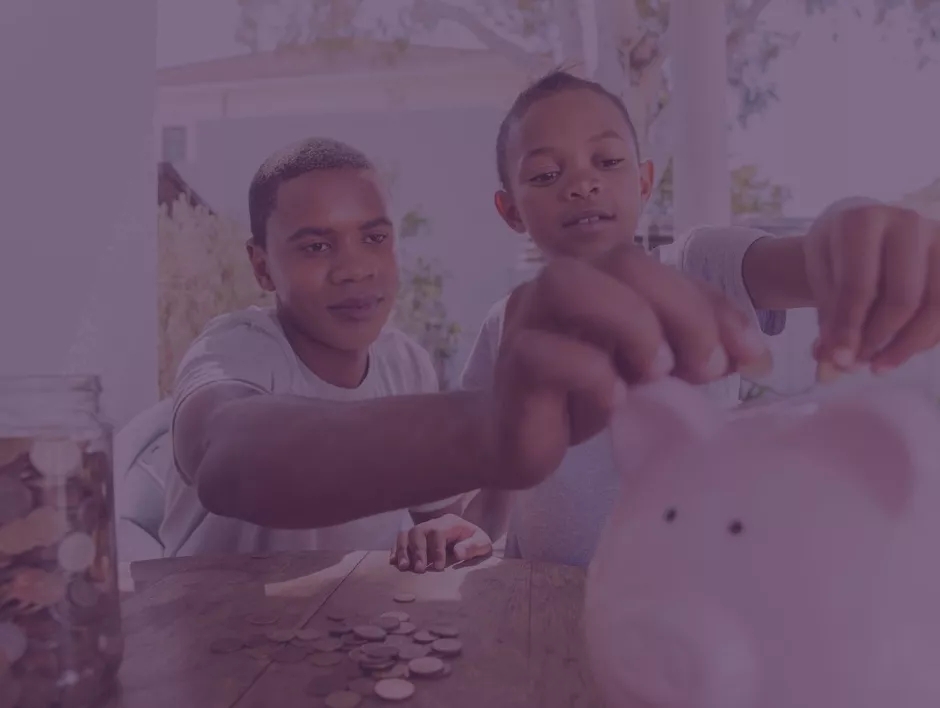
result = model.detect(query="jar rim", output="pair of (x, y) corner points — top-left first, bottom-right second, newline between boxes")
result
(0, 374), (101, 391)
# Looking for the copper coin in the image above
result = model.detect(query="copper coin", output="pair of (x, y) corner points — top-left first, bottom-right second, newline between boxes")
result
(347, 677), (376, 695)
(396, 643), (429, 661)
(375, 616), (400, 631)
(326, 690), (362, 708)
(313, 638), (344, 653)
(389, 621), (415, 636)
(412, 630), (436, 644)
(363, 644), (399, 660)
(29, 439), (82, 480)
(347, 647), (368, 663)
(360, 658), (396, 672)
(265, 629), (295, 643)
(271, 645), (307, 664)
(329, 624), (352, 637)
(209, 637), (245, 654)
(295, 627), (325, 641)
(353, 625), (386, 642)
(311, 652), (345, 667)
(307, 673), (348, 697)
(326, 610), (348, 621)
(408, 656), (444, 677)
(0, 478), (33, 525)
(392, 593), (415, 604)
(380, 611), (410, 623)
(429, 625), (459, 638)
(246, 613), (280, 626)
(431, 638), (462, 657)
(66, 578), (100, 610)
(374, 678), (415, 701)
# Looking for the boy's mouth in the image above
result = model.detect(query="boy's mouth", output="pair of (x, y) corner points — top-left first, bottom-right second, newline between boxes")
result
(562, 210), (615, 228)
(328, 295), (385, 321)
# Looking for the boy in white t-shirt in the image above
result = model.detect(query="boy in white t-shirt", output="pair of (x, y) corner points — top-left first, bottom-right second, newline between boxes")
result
(161, 138), (481, 557)
(390, 70), (940, 570)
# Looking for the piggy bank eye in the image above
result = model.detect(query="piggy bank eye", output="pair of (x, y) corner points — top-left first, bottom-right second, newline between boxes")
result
(728, 520), (744, 535)
(663, 508), (677, 523)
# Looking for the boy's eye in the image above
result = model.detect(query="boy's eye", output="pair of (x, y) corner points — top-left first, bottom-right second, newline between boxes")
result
(364, 232), (389, 245)
(600, 158), (625, 168)
(301, 242), (330, 254)
(529, 171), (559, 184)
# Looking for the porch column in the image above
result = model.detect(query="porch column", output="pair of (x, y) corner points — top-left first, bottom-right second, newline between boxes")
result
(670, 0), (732, 238)
(0, 0), (158, 426)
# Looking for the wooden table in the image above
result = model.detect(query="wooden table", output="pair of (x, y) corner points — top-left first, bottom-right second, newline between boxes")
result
(109, 550), (604, 708)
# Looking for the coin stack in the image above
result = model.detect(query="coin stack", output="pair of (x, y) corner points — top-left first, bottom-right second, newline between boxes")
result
(0, 436), (122, 708)
(211, 605), (464, 705)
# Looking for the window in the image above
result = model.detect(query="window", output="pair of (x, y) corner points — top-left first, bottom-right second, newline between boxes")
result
(161, 125), (188, 163)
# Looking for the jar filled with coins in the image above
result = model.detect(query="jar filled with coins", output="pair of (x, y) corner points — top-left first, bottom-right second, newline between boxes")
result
(0, 375), (122, 708)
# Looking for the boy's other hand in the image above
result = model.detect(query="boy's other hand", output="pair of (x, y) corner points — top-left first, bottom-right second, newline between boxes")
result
(488, 243), (773, 490)
(391, 514), (493, 573)
(804, 200), (940, 374)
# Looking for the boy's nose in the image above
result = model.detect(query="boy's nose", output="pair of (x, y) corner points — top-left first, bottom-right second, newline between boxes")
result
(565, 172), (601, 200)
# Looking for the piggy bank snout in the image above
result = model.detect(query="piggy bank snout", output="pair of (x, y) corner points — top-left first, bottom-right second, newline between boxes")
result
(607, 600), (759, 708)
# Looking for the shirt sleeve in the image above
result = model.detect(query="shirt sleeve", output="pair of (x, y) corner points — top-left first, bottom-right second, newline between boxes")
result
(170, 315), (292, 485)
(677, 226), (787, 336)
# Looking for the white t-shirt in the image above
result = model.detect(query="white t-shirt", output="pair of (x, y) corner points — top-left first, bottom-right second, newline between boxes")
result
(159, 305), (460, 557)
(459, 226), (788, 567)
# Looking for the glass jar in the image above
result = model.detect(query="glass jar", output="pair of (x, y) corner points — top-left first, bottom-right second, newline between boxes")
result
(0, 375), (122, 708)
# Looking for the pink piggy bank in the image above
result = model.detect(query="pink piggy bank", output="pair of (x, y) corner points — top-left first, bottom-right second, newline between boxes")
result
(584, 378), (940, 708)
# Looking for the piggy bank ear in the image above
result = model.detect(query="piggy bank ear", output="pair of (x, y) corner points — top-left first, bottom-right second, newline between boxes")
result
(609, 377), (723, 483)
(791, 386), (939, 516)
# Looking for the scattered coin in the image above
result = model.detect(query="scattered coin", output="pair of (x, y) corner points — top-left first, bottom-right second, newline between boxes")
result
(329, 624), (352, 637)
(311, 652), (345, 667)
(392, 593), (415, 604)
(362, 644), (399, 660)
(57, 532), (97, 573)
(25, 506), (70, 546)
(384, 635), (411, 648)
(440, 662), (453, 677)
(327, 610), (348, 621)
(347, 647), (368, 663)
(389, 621), (415, 636)
(307, 673), (349, 697)
(265, 629), (295, 643)
(271, 645), (308, 664)
(380, 611), (410, 623)
(245, 633), (269, 647)
(375, 616), (400, 631)
(246, 613), (280, 627)
(396, 643), (429, 661)
(431, 638), (463, 657)
(429, 625), (459, 638)
(360, 658), (396, 673)
(313, 638), (344, 653)
(29, 439), (82, 480)
(408, 656), (445, 677)
(374, 678), (415, 702)
(374, 663), (409, 680)
(325, 690), (362, 708)
(295, 627), (325, 641)
(209, 637), (245, 655)
(246, 646), (272, 661)
(348, 677), (376, 695)
(0, 623), (27, 664)
(353, 625), (387, 642)
(412, 630), (436, 644)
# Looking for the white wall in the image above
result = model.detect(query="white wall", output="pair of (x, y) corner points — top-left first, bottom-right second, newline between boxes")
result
(0, 0), (158, 428)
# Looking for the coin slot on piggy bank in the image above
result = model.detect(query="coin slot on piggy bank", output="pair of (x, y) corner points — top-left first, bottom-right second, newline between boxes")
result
(585, 378), (940, 708)
(0, 375), (123, 708)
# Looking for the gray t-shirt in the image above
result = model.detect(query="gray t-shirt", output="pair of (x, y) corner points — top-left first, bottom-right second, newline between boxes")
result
(159, 305), (461, 557)
(459, 226), (787, 567)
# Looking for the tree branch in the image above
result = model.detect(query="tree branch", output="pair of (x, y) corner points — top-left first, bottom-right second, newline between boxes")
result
(727, 0), (775, 51)
(412, 0), (546, 73)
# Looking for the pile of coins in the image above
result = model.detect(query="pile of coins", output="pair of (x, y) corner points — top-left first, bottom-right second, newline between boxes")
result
(212, 603), (465, 705)
(0, 436), (122, 708)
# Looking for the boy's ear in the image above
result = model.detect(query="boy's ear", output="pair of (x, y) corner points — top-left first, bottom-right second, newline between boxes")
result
(494, 190), (527, 234)
(638, 160), (655, 204)
(246, 239), (276, 292)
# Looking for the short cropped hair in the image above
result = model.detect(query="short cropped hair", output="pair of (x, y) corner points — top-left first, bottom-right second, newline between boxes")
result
(495, 70), (641, 190)
(248, 137), (374, 246)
